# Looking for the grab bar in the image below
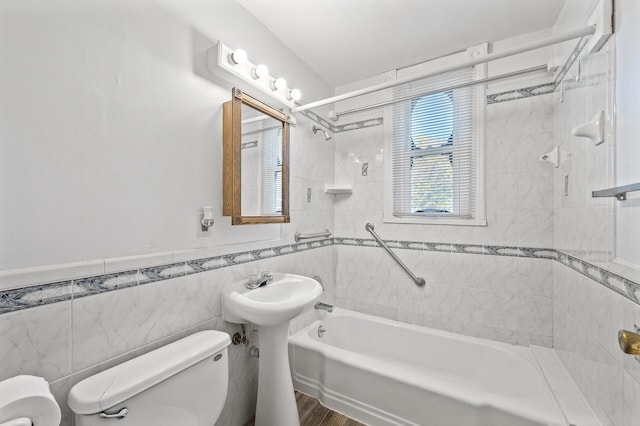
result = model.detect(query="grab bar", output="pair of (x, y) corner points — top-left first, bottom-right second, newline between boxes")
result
(365, 223), (425, 287)
(295, 229), (331, 242)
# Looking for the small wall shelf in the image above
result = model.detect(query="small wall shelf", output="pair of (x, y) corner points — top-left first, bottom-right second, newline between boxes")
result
(324, 184), (353, 195)
(592, 183), (640, 201)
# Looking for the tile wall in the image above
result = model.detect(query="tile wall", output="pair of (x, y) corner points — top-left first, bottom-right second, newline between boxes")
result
(332, 89), (557, 346)
(551, 38), (640, 425)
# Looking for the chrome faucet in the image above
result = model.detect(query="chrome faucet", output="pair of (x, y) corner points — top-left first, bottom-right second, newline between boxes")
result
(314, 301), (333, 312)
(246, 272), (274, 289)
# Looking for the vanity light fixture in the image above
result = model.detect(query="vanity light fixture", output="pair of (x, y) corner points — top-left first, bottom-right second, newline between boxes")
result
(208, 41), (301, 109)
(288, 89), (302, 101)
(252, 64), (269, 80)
(271, 77), (287, 91)
(229, 48), (247, 65)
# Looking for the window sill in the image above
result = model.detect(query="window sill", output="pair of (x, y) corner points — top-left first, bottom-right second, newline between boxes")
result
(383, 216), (487, 227)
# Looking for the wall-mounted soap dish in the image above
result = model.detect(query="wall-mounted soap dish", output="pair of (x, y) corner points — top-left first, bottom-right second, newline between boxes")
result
(324, 184), (353, 195)
(572, 110), (604, 145)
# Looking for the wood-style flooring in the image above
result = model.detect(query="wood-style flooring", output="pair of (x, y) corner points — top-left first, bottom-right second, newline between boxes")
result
(244, 391), (367, 426)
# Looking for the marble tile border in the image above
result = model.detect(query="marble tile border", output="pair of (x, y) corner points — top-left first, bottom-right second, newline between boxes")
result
(0, 239), (334, 315)
(334, 237), (558, 259)
(487, 35), (590, 105)
(334, 238), (640, 305)
(2, 237), (639, 315)
(556, 251), (640, 305)
(486, 82), (556, 104)
(296, 109), (384, 134)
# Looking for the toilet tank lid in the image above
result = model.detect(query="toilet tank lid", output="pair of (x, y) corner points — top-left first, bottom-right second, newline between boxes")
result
(67, 330), (231, 415)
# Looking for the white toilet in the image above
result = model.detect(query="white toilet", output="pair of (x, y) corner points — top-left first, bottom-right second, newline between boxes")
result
(68, 330), (231, 426)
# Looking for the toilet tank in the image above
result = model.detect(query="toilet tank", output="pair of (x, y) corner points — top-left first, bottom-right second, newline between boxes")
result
(68, 330), (231, 426)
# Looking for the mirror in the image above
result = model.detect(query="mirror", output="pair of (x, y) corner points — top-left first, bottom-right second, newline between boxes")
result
(223, 88), (290, 224)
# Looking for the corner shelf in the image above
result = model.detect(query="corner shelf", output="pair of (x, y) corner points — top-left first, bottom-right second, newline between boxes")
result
(592, 183), (640, 201)
(324, 184), (353, 195)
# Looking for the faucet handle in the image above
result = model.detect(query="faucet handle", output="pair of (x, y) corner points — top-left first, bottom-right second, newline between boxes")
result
(261, 271), (273, 279)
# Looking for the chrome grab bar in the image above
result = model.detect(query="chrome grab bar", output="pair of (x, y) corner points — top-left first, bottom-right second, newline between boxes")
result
(365, 223), (426, 287)
(295, 229), (331, 242)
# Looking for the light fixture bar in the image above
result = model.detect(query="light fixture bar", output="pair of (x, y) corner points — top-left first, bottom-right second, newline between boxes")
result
(208, 41), (301, 109)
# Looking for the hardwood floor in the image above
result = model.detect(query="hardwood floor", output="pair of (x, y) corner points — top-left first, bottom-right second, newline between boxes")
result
(244, 391), (366, 426)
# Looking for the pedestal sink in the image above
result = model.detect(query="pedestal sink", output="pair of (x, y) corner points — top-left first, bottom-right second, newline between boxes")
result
(222, 273), (323, 426)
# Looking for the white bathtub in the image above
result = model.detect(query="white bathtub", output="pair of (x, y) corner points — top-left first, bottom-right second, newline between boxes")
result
(289, 309), (566, 426)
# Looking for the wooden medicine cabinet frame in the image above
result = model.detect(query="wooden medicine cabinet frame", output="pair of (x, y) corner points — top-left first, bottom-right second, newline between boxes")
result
(223, 88), (290, 225)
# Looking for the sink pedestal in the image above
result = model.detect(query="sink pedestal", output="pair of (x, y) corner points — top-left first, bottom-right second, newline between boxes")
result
(255, 322), (300, 426)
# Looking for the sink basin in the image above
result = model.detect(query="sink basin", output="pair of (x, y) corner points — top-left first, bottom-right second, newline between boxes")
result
(222, 273), (322, 326)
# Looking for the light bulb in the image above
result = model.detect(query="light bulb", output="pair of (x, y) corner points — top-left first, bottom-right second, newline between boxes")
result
(288, 89), (302, 101)
(271, 77), (287, 91)
(229, 48), (247, 65)
(251, 64), (269, 80)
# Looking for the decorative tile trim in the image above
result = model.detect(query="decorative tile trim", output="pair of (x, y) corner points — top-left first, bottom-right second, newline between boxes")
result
(333, 117), (384, 133)
(556, 251), (640, 305)
(0, 280), (72, 314)
(296, 109), (384, 134)
(334, 238), (639, 305)
(0, 239), (335, 315)
(487, 35), (590, 105)
(2, 237), (639, 315)
(333, 238), (556, 259)
(486, 82), (555, 104)
(297, 110), (337, 132)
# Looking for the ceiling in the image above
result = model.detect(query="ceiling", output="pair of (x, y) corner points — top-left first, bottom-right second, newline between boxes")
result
(235, 0), (567, 87)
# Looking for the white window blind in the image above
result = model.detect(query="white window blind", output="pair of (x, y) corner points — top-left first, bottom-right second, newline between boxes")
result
(261, 126), (282, 215)
(391, 67), (476, 219)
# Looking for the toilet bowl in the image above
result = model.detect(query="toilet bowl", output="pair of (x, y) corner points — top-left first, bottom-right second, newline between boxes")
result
(68, 330), (231, 426)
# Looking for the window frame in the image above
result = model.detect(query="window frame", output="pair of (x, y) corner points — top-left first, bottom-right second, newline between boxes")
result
(383, 44), (487, 226)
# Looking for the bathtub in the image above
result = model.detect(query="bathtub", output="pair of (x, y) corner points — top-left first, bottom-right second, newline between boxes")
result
(289, 309), (566, 426)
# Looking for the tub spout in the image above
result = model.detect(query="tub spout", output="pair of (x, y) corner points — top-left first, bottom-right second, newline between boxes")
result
(315, 301), (333, 312)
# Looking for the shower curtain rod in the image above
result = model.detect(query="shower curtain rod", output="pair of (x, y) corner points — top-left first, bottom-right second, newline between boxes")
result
(291, 25), (596, 114)
(333, 64), (547, 118)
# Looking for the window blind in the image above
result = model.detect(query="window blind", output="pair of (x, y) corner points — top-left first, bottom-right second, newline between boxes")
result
(261, 125), (282, 215)
(391, 67), (476, 219)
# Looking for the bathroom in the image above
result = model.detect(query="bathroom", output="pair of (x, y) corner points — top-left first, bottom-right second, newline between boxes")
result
(1, 0), (639, 425)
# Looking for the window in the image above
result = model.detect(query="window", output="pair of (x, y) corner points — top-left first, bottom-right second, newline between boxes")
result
(385, 60), (485, 225)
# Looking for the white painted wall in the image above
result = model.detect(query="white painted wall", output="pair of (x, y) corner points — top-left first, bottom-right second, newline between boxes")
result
(0, 0), (333, 270)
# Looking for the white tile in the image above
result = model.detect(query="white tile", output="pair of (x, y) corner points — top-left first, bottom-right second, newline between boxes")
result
(0, 260), (105, 291)
(486, 173), (519, 210)
(517, 257), (553, 297)
(531, 346), (601, 426)
(518, 209), (553, 247)
(104, 251), (173, 274)
(72, 286), (139, 372)
(181, 269), (229, 328)
(596, 346), (624, 426)
(486, 137), (519, 174)
(137, 277), (188, 346)
(0, 301), (71, 382)
(623, 370), (640, 426)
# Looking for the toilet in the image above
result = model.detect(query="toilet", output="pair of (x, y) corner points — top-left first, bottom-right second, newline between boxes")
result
(68, 330), (231, 426)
